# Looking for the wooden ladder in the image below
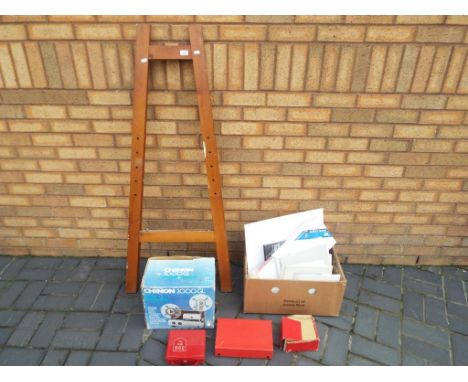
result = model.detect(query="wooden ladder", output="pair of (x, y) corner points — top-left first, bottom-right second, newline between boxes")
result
(125, 24), (232, 293)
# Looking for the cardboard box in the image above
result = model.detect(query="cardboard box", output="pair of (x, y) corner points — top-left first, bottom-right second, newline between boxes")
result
(243, 209), (346, 316)
(244, 250), (346, 316)
(141, 256), (215, 329)
(280, 315), (320, 352)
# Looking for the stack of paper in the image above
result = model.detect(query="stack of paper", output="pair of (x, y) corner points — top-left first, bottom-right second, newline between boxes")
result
(245, 209), (339, 282)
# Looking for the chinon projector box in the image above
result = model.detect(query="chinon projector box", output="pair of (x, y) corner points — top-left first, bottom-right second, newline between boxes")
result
(141, 256), (216, 330)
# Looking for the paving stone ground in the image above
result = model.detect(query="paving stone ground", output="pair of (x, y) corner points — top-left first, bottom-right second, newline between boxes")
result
(0, 255), (467, 366)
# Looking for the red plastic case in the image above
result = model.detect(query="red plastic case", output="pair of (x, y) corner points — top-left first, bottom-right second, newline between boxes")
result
(165, 329), (206, 365)
(215, 318), (273, 359)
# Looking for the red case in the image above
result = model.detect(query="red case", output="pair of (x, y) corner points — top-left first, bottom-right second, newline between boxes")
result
(165, 329), (206, 365)
(215, 318), (273, 359)
(280, 315), (320, 352)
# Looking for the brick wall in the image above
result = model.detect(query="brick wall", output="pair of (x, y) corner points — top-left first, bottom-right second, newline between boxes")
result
(0, 15), (467, 266)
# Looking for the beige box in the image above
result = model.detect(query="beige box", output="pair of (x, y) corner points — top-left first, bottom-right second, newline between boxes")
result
(243, 249), (347, 317)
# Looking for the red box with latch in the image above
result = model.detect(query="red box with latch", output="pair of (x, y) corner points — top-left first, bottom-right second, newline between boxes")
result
(165, 329), (206, 365)
(280, 315), (320, 352)
(215, 318), (273, 359)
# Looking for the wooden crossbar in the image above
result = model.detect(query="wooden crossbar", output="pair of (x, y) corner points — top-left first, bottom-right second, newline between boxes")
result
(140, 230), (216, 243)
(148, 45), (193, 60)
(125, 24), (232, 294)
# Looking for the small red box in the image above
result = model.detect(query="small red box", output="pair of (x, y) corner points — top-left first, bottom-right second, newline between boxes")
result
(280, 315), (320, 352)
(165, 330), (206, 365)
(215, 318), (273, 359)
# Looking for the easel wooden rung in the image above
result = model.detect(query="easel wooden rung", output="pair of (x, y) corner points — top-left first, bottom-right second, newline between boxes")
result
(125, 24), (232, 293)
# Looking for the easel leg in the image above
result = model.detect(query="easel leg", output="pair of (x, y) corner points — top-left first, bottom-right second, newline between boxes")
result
(189, 25), (232, 292)
(126, 25), (150, 293)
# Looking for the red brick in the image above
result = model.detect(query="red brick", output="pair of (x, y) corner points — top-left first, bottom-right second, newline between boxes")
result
(269, 25), (316, 41)
(0, 24), (27, 40)
(264, 122), (306, 136)
(364, 165), (404, 178)
(243, 136), (283, 149)
(267, 93), (311, 107)
(367, 26), (415, 42)
(244, 107), (286, 121)
(262, 176), (302, 188)
(399, 191), (436, 202)
(264, 150), (304, 163)
(328, 138), (368, 151)
(279, 189), (317, 200)
(306, 151), (346, 164)
(285, 137), (326, 150)
(288, 108), (330, 122)
(323, 164), (362, 177)
(28, 24), (74, 39)
(76, 24), (122, 40)
(220, 25), (267, 41)
(223, 92), (265, 106)
(318, 26), (365, 42)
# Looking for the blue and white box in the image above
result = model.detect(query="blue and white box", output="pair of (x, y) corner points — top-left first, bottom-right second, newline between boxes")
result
(141, 257), (216, 330)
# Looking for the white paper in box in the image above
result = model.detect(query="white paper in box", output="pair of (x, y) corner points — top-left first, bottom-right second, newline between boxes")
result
(245, 208), (336, 279)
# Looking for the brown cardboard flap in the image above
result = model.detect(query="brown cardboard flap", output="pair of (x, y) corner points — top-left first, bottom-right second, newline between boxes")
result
(288, 315), (317, 342)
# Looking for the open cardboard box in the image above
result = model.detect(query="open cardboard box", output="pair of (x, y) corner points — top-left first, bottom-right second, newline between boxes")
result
(244, 249), (346, 316)
(243, 209), (347, 317)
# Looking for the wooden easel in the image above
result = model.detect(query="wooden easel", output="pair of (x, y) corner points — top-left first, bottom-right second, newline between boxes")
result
(125, 24), (232, 293)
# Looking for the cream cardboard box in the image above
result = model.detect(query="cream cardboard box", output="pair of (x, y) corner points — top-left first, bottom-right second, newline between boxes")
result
(243, 209), (347, 317)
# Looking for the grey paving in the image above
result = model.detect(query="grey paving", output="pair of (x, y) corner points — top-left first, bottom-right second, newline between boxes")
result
(140, 338), (167, 365)
(52, 330), (100, 350)
(354, 305), (378, 339)
(65, 350), (91, 366)
(90, 351), (138, 366)
(351, 335), (400, 365)
(41, 349), (68, 366)
(63, 312), (107, 330)
(0, 256), (467, 366)
(348, 353), (381, 366)
(96, 313), (127, 351)
(0, 281), (27, 308)
(7, 311), (45, 347)
(451, 332), (468, 366)
(119, 313), (146, 352)
(425, 295), (449, 328)
(13, 281), (46, 309)
(30, 312), (65, 348)
(0, 258), (28, 280)
(402, 318), (450, 349)
(401, 335), (450, 365)
(0, 347), (44, 366)
(321, 327), (350, 365)
(0, 328), (13, 346)
(403, 291), (424, 321)
(376, 312), (400, 349)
